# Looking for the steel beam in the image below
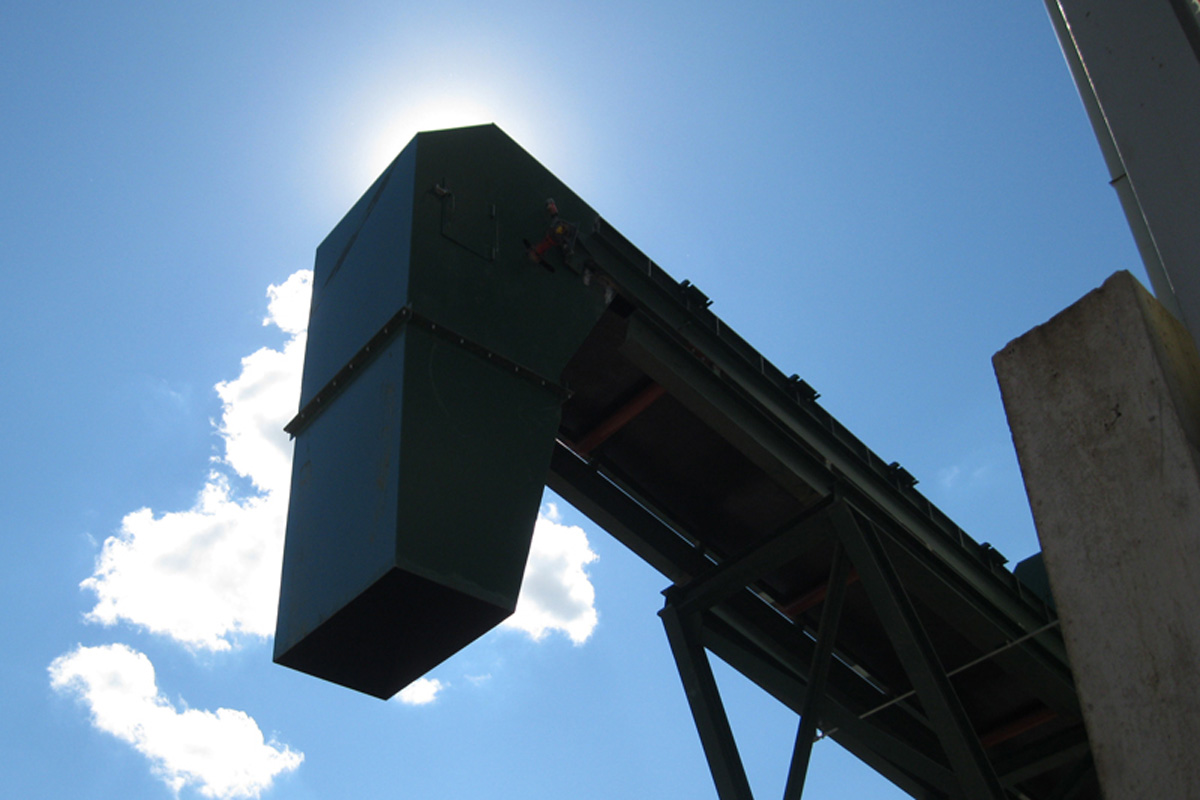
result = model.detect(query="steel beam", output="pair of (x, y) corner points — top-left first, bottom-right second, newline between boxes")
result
(615, 310), (1077, 713)
(549, 446), (960, 795)
(551, 445), (1085, 798)
(573, 381), (666, 455)
(670, 496), (838, 617)
(550, 445), (926, 726)
(604, 283), (1062, 653)
(1043, 0), (1200, 350)
(784, 543), (851, 800)
(834, 505), (1005, 799)
(709, 619), (955, 794)
(700, 611), (956, 797)
(660, 603), (754, 800)
(548, 442), (704, 584)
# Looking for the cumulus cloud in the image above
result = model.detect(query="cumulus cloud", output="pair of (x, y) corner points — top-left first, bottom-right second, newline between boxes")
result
(82, 478), (285, 650)
(49, 644), (302, 799)
(395, 677), (445, 706)
(79, 266), (599, 701)
(80, 271), (311, 650)
(502, 504), (599, 644)
(217, 271), (311, 497)
(82, 268), (601, 655)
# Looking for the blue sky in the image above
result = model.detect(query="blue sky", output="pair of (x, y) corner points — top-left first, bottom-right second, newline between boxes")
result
(2, 3), (1144, 798)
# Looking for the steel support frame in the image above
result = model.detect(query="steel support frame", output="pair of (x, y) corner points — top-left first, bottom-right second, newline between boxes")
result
(661, 604), (754, 800)
(614, 309), (1077, 712)
(669, 496), (838, 618)
(700, 616), (957, 798)
(784, 542), (850, 799)
(659, 531), (854, 800)
(578, 229), (1068, 674)
(551, 445), (1096, 797)
(548, 445), (960, 797)
(657, 496), (1005, 799)
(537, 169), (1085, 798)
(833, 504), (1006, 799)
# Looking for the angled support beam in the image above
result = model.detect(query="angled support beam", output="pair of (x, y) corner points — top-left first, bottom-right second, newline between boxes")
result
(833, 503), (1005, 800)
(572, 381), (666, 456)
(784, 542), (851, 800)
(614, 307), (1077, 715)
(779, 568), (859, 618)
(672, 495), (838, 617)
(660, 603), (754, 800)
(702, 609), (957, 798)
(551, 446), (958, 795)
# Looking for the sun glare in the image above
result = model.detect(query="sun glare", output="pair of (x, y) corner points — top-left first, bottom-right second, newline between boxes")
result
(327, 74), (580, 207)
(359, 95), (496, 182)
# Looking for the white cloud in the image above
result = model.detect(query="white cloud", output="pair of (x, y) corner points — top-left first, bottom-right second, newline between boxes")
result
(262, 271), (311, 337)
(80, 265), (600, 659)
(502, 505), (599, 644)
(395, 677), (445, 706)
(938, 465), (962, 489)
(48, 644), (302, 799)
(82, 477), (285, 650)
(81, 271), (311, 651)
(217, 269), (311, 496)
(938, 458), (994, 491)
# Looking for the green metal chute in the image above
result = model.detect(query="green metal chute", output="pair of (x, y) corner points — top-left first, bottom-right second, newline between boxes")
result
(274, 125), (608, 699)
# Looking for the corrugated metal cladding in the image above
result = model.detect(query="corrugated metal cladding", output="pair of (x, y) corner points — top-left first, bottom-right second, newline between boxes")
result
(274, 126), (610, 698)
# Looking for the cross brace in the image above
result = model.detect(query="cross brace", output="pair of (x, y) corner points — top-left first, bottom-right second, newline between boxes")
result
(658, 497), (1006, 800)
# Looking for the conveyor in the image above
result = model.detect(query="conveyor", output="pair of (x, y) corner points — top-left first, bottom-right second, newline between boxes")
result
(275, 125), (1096, 799)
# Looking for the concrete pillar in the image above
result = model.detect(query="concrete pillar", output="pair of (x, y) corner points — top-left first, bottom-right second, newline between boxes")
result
(993, 270), (1200, 798)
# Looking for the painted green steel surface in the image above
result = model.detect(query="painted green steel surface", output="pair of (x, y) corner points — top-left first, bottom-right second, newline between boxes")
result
(275, 124), (1087, 797)
(274, 125), (609, 699)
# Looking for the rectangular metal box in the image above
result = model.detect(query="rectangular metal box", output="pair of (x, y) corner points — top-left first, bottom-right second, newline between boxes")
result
(274, 126), (607, 698)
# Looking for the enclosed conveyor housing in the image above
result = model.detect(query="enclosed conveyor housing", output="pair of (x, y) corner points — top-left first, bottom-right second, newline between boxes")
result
(275, 125), (1097, 799)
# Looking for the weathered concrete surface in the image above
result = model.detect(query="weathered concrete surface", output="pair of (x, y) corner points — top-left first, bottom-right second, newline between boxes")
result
(994, 270), (1200, 799)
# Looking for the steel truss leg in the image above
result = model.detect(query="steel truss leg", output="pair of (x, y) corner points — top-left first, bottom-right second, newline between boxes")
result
(833, 504), (1006, 800)
(661, 514), (858, 800)
(661, 603), (754, 800)
(784, 543), (851, 799)
(700, 602), (958, 797)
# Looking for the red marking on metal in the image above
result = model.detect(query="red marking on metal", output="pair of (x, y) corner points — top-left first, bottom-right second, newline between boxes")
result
(575, 382), (667, 456)
(780, 568), (860, 617)
(979, 707), (1058, 748)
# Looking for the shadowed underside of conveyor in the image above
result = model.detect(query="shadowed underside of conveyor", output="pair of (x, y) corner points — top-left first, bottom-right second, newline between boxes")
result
(275, 125), (1097, 799)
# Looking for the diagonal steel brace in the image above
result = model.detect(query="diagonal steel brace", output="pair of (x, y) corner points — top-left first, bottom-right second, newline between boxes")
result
(832, 502), (1006, 799)
(660, 602), (755, 800)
